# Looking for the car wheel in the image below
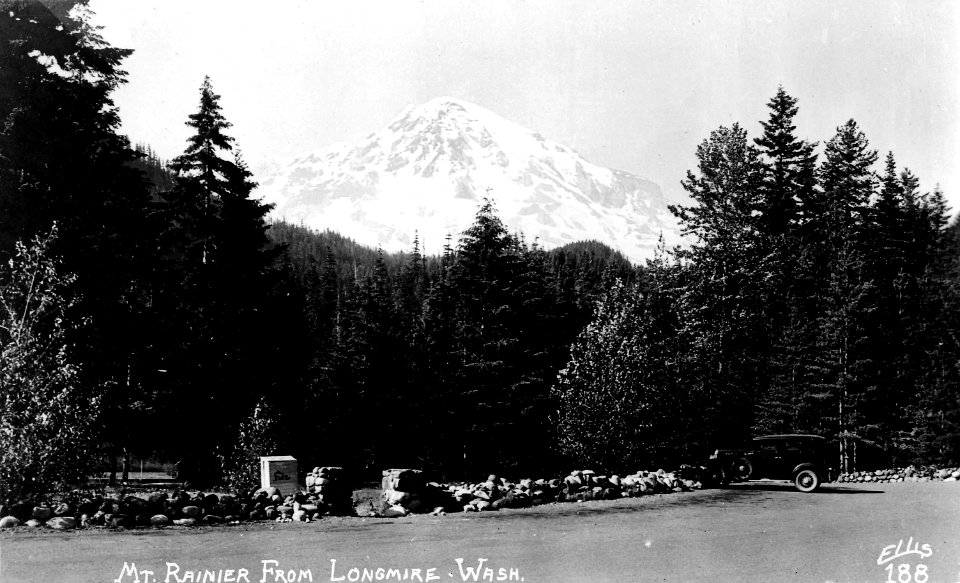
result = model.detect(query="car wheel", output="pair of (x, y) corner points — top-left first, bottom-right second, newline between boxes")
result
(794, 468), (821, 492)
(728, 458), (753, 482)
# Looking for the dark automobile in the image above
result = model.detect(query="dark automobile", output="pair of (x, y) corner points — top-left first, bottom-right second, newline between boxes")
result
(708, 434), (835, 492)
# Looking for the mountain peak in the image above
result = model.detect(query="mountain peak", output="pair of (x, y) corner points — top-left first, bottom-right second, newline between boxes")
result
(418, 95), (477, 112)
(388, 96), (534, 148)
(257, 99), (681, 263)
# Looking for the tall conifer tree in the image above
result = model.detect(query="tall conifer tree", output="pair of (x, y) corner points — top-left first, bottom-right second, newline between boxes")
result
(157, 77), (278, 484)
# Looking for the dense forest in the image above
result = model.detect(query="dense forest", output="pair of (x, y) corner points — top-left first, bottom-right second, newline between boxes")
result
(555, 89), (960, 474)
(1, 1), (958, 501)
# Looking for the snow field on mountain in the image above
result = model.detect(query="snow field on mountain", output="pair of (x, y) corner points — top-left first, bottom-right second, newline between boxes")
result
(257, 96), (681, 262)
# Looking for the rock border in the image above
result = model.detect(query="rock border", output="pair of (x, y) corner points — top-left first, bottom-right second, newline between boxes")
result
(837, 465), (960, 484)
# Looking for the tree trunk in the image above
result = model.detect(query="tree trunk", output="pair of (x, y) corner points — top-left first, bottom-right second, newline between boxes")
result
(122, 449), (130, 482)
(108, 447), (118, 487)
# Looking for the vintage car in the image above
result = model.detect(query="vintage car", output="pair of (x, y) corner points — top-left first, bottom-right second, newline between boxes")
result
(708, 434), (835, 492)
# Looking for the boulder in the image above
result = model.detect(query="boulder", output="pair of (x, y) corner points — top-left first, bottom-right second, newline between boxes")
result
(0, 516), (21, 528)
(31, 506), (54, 521)
(248, 508), (266, 521)
(8, 502), (33, 521)
(383, 469), (425, 493)
(201, 493), (220, 510)
(255, 486), (281, 499)
(109, 515), (136, 529)
(212, 503), (236, 517)
(47, 516), (77, 530)
(25, 519), (42, 528)
(181, 505), (202, 518)
(173, 518), (197, 526)
(383, 490), (412, 506)
(202, 515), (224, 525)
(151, 514), (171, 526)
(380, 505), (408, 518)
(135, 513), (153, 527)
(53, 503), (74, 517)
(147, 492), (168, 509)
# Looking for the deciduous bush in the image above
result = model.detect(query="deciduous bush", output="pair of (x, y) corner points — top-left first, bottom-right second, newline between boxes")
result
(0, 229), (98, 501)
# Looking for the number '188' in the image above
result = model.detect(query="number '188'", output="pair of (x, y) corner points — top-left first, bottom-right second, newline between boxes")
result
(885, 563), (928, 583)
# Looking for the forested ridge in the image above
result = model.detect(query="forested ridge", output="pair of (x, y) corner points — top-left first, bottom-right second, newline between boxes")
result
(1, 1), (958, 500)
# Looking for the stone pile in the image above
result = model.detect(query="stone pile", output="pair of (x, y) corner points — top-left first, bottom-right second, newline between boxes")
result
(837, 466), (960, 484)
(305, 466), (352, 515)
(377, 468), (704, 517)
(0, 489), (248, 530)
(0, 477), (360, 530)
(449, 474), (556, 512)
(250, 480), (356, 522)
(558, 468), (699, 501)
(379, 469), (450, 517)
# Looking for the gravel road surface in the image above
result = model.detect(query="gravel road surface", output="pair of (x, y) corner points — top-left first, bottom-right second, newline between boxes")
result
(1, 481), (958, 583)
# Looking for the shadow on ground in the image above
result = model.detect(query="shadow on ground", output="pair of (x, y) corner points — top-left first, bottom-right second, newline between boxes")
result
(721, 481), (884, 494)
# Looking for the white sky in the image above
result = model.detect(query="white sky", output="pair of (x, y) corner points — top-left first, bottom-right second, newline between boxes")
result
(88, 0), (959, 212)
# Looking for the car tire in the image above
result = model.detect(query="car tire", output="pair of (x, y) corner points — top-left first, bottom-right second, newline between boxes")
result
(728, 458), (753, 482)
(794, 468), (821, 492)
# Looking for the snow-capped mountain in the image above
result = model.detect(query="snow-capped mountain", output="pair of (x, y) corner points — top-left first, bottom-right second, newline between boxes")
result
(256, 97), (681, 263)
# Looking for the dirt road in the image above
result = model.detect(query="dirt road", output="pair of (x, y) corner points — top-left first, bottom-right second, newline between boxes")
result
(2, 482), (958, 583)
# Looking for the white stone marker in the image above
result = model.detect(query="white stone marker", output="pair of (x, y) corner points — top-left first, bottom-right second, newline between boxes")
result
(260, 455), (298, 496)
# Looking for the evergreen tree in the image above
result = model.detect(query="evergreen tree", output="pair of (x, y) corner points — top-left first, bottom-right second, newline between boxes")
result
(753, 86), (818, 238)
(0, 1), (158, 478)
(752, 88), (821, 437)
(156, 77), (279, 484)
(809, 241), (875, 472)
(817, 119), (878, 243)
(670, 123), (768, 443)
(421, 238), (462, 474)
(448, 200), (524, 475)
